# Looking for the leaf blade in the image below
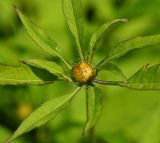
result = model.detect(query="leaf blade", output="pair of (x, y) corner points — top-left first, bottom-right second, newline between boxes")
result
(5, 87), (81, 143)
(62, 0), (84, 61)
(98, 63), (127, 81)
(23, 59), (71, 81)
(0, 63), (56, 85)
(88, 19), (128, 63)
(95, 65), (160, 90)
(15, 6), (71, 69)
(126, 64), (160, 90)
(97, 35), (160, 67)
(83, 86), (102, 134)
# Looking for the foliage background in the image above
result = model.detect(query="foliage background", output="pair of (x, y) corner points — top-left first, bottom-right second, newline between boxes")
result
(0, 0), (160, 142)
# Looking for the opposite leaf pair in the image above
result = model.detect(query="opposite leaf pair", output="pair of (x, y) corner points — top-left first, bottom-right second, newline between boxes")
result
(3, 0), (160, 142)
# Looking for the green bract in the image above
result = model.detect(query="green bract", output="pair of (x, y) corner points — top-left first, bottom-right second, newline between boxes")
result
(3, 1), (160, 143)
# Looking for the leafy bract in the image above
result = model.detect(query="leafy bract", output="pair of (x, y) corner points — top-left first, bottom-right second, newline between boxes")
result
(88, 19), (128, 63)
(97, 35), (160, 67)
(14, 6), (71, 69)
(62, 0), (84, 61)
(0, 63), (56, 85)
(84, 86), (102, 134)
(23, 59), (71, 81)
(98, 63), (127, 81)
(5, 87), (81, 143)
(126, 64), (160, 90)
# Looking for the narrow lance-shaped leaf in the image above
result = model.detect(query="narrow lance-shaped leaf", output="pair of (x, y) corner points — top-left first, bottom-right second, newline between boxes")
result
(5, 87), (81, 143)
(62, 0), (84, 61)
(125, 64), (160, 90)
(98, 63), (127, 81)
(23, 59), (72, 81)
(14, 5), (71, 69)
(97, 35), (160, 67)
(0, 63), (56, 85)
(88, 19), (128, 63)
(83, 86), (102, 135)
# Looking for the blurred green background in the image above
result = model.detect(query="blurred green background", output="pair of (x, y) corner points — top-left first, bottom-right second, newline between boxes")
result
(0, 0), (160, 143)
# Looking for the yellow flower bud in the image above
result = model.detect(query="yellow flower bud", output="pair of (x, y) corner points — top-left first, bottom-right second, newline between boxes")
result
(72, 62), (95, 84)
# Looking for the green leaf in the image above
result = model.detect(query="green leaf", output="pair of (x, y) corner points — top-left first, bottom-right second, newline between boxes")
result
(98, 63), (127, 81)
(0, 63), (56, 85)
(14, 6), (71, 69)
(23, 59), (71, 81)
(62, 0), (84, 61)
(88, 19), (128, 63)
(126, 64), (160, 90)
(97, 35), (160, 67)
(0, 124), (26, 143)
(83, 86), (102, 134)
(96, 65), (160, 90)
(5, 87), (81, 143)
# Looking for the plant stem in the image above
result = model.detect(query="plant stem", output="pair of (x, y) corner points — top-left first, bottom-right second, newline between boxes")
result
(88, 51), (93, 64)
(93, 79), (127, 87)
(61, 75), (73, 82)
(85, 85), (89, 124)
(85, 86), (96, 143)
(89, 127), (96, 143)
(77, 43), (85, 62)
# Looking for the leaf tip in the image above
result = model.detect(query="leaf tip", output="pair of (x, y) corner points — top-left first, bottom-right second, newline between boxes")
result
(4, 138), (12, 143)
(12, 4), (21, 15)
(82, 128), (88, 136)
(122, 18), (129, 22)
(12, 4), (18, 11)
(12, 3), (16, 9)
(21, 60), (27, 64)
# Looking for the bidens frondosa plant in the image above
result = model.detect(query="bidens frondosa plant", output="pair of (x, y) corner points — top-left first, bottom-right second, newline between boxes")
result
(3, 0), (160, 142)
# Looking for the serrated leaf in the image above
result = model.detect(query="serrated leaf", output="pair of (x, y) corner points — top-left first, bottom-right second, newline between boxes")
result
(5, 87), (81, 143)
(98, 63), (127, 81)
(62, 0), (84, 61)
(23, 59), (71, 81)
(126, 64), (160, 90)
(14, 6), (71, 69)
(83, 86), (102, 134)
(0, 63), (56, 85)
(88, 19), (128, 63)
(97, 35), (160, 66)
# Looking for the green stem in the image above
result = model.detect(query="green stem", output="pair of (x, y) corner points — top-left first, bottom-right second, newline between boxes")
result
(62, 75), (73, 82)
(89, 127), (96, 143)
(76, 41), (85, 62)
(85, 86), (96, 143)
(93, 79), (127, 87)
(87, 51), (93, 64)
(86, 85), (89, 119)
